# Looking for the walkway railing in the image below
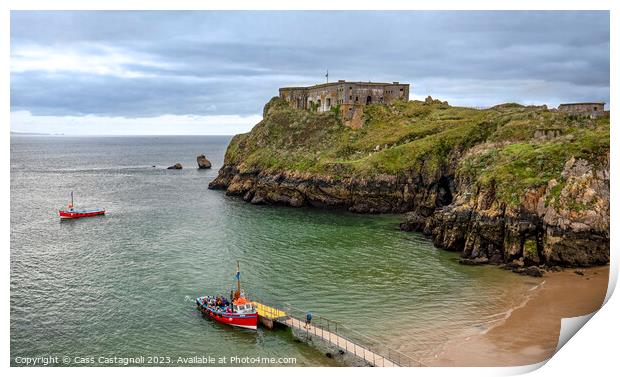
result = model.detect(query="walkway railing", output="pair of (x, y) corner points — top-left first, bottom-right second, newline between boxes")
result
(254, 299), (425, 367)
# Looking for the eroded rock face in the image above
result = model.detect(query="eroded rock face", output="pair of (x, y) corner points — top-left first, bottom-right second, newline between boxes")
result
(197, 154), (212, 169)
(208, 166), (448, 214)
(167, 163), (183, 170)
(399, 155), (609, 267)
(537, 156), (610, 266)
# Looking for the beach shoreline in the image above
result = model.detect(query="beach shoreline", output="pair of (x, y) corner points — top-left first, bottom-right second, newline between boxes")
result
(425, 265), (610, 367)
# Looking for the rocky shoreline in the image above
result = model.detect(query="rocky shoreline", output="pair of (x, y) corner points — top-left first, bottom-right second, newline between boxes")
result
(208, 167), (422, 212)
(208, 98), (609, 269)
(209, 154), (609, 270)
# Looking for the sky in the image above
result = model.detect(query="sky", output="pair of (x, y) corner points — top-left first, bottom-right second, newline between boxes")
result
(10, 11), (610, 135)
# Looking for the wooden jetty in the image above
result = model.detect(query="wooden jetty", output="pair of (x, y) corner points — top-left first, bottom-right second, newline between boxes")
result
(252, 301), (424, 367)
(253, 301), (287, 329)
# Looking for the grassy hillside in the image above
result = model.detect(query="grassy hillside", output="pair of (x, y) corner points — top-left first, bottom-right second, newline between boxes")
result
(225, 97), (609, 205)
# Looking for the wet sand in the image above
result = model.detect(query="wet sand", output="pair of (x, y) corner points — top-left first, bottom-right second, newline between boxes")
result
(426, 266), (610, 367)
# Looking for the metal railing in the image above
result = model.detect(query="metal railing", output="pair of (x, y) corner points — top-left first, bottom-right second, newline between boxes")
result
(274, 302), (425, 367)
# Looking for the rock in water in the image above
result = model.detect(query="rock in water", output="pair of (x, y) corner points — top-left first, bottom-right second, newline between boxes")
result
(524, 266), (545, 277)
(197, 154), (212, 169)
(458, 256), (489, 265)
(167, 163), (183, 170)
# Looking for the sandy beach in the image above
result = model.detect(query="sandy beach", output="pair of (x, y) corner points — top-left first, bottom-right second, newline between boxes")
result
(426, 266), (610, 367)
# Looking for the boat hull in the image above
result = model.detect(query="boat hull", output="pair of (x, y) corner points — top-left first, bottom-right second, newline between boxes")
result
(59, 209), (106, 219)
(196, 298), (258, 330)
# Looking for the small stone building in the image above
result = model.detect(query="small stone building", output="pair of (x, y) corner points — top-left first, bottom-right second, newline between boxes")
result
(558, 102), (606, 118)
(279, 80), (410, 115)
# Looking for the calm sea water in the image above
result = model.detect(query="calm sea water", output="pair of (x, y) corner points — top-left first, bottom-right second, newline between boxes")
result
(10, 135), (538, 367)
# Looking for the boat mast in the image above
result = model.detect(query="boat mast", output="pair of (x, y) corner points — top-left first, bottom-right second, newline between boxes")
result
(71, 191), (74, 208)
(235, 260), (241, 300)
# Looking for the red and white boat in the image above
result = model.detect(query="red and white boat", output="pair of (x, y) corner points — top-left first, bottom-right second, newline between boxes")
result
(58, 192), (106, 219)
(196, 262), (258, 330)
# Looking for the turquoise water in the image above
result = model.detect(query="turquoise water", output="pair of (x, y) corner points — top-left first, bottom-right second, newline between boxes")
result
(10, 136), (537, 366)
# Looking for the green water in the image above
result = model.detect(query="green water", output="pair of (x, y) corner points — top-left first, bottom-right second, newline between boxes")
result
(10, 136), (537, 366)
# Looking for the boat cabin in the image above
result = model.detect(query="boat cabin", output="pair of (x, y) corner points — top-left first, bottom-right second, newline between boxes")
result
(234, 303), (254, 314)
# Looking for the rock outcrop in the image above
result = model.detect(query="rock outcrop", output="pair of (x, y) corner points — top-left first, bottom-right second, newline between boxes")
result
(401, 155), (609, 267)
(197, 154), (212, 169)
(167, 163), (183, 170)
(209, 168), (421, 213)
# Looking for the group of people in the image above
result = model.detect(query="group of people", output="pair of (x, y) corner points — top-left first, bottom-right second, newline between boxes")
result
(201, 295), (232, 313)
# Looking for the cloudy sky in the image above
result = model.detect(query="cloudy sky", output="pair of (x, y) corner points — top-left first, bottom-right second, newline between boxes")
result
(10, 11), (609, 135)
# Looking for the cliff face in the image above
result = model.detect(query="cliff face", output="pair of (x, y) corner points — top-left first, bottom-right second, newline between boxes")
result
(210, 98), (609, 267)
(402, 155), (609, 267)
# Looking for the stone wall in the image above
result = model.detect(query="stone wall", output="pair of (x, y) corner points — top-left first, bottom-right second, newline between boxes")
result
(279, 81), (410, 114)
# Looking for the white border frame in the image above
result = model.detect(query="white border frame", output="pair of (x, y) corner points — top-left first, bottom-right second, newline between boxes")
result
(3, 2), (616, 377)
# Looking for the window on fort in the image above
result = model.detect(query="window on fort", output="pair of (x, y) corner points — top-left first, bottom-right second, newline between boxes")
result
(400, 88), (404, 91)
(327, 98), (331, 108)
(594, 106), (598, 111)
(366, 96), (372, 105)
(349, 96), (352, 100)
(355, 96), (359, 102)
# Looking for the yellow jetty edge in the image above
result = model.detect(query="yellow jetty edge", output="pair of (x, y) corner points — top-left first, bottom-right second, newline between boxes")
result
(253, 302), (287, 319)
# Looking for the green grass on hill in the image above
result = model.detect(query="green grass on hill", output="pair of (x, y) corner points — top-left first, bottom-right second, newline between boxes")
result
(225, 97), (609, 204)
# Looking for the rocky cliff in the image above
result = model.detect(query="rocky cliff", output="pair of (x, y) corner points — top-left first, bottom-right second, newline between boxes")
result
(209, 97), (609, 267)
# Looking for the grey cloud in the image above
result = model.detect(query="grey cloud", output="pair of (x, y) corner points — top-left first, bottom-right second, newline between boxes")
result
(10, 11), (610, 118)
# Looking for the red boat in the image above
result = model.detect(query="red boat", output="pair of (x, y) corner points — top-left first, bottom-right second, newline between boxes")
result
(58, 192), (106, 219)
(196, 262), (258, 330)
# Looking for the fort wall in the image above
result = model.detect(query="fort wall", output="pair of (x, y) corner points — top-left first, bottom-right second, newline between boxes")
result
(279, 80), (410, 115)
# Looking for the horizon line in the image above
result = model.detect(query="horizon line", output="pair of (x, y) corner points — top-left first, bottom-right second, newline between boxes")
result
(10, 131), (238, 137)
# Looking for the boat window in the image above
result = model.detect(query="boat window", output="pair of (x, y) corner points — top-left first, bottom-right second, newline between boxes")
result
(245, 304), (252, 310)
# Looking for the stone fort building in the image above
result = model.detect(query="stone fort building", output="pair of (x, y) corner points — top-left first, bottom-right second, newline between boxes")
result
(558, 102), (607, 118)
(279, 80), (410, 119)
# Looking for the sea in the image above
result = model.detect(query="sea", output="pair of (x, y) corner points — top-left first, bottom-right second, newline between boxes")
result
(10, 135), (539, 367)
